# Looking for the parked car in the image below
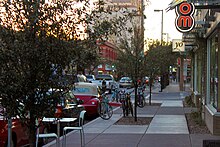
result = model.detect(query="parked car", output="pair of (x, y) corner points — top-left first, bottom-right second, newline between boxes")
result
(0, 105), (45, 147)
(119, 77), (133, 88)
(71, 82), (101, 117)
(0, 113), (28, 146)
(92, 74), (118, 93)
(86, 75), (96, 82)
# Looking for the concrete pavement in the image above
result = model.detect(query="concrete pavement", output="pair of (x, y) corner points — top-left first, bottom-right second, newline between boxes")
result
(44, 83), (220, 147)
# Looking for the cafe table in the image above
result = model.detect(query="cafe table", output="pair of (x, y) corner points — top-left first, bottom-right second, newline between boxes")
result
(42, 117), (77, 146)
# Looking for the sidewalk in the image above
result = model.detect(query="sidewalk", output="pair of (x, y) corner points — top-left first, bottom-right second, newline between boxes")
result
(44, 83), (220, 147)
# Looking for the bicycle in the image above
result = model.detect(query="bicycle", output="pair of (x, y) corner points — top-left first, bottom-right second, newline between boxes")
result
(120, 90), (133, 117)
(98, 93), (113, 120)
(137, 86), (145, 108)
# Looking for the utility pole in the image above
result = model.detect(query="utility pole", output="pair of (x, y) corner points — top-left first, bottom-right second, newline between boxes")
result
(154, 9), (164, 92)
(141, 0), (144, 40)
(154, 9), (163, 45)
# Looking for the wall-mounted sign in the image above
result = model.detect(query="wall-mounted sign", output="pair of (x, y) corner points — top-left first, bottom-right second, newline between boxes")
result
(172, 39), (185, 52)
(175, 2), (195, 33)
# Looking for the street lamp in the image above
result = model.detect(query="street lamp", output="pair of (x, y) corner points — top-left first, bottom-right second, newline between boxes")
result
(154, 9), (164, 92)
(154, 9), (163, 45)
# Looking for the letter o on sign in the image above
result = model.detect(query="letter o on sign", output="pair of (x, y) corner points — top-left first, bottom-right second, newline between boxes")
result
(175, 2), (195, 33)
(179, 3), (192, 15)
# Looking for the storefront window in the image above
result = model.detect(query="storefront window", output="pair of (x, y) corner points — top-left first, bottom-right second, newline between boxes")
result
(210, 34), (218, 108)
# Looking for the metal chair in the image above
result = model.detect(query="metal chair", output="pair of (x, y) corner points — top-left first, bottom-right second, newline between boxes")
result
(36, 120), (58, 147)
(63, 110), (86, 147)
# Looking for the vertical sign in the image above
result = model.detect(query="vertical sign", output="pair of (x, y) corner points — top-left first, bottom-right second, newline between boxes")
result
(175, 2), (195, 33)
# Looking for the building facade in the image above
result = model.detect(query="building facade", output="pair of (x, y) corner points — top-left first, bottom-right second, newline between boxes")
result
(97, 41), (117, 74)
(185, 0), (220, 134)
(96, 0), (143, 75)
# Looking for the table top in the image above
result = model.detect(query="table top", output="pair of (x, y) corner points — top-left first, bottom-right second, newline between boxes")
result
(67, 104), (77, 106)
(63, 106), (75, 110)
(42, 117), (77, 123)
(59, 117), (77, 122)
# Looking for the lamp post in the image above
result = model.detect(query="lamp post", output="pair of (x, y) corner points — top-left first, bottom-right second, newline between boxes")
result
(154, 9), (164, 45)
(154, 9), (164, 92)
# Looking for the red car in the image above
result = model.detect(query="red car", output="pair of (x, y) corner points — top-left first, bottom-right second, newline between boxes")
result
(0, 106), (30, 147)
(0, 106), (49, 147)
(71, 82), (101, 117)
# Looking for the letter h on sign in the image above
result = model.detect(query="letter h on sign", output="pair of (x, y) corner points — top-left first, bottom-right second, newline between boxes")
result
(175, 2), (195, 33)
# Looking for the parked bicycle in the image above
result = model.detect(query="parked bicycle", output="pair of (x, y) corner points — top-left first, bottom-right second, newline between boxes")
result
(98, 93), (113, 120)
(137, 86), (145, 108)
(120, 90), (133, 117)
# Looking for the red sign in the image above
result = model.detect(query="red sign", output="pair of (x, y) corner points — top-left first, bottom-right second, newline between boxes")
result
(175, 2), (195, 33)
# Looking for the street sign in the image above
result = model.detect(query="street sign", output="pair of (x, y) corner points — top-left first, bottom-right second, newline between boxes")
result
(172, 39), (185, 52)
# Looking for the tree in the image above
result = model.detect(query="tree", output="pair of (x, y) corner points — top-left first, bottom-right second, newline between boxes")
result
(0, 1), (79, 145)
(114, 24), (145, 121)
(116, 31), (178, 107)
(144, 40), (179, 104)
(116, 27), (145, 80)
(0, 0), (130, 146)
(145, 40), (179, 79)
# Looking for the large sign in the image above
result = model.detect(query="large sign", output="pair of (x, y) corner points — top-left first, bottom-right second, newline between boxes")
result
(175, 2), (195, 33)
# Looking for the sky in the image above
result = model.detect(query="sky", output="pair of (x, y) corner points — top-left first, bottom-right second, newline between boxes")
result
(144, 0), (182, 41)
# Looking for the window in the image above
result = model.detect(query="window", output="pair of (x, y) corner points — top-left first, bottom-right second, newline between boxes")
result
(209, 34), (218, 108)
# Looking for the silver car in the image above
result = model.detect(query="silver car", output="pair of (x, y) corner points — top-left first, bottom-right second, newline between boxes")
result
(86, 75), (95, 82)
(119, 77), (133, 88)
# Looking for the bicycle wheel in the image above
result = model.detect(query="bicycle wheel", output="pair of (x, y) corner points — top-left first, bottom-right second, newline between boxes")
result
(137, 95), (145, 108)
(98, 102), (113, 120)
(125, 100), (129, 116)
(121, 101), (126, 117)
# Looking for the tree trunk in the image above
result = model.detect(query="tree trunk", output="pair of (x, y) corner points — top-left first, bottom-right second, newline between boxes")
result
(134, 82), (138, 121)
(28, 115), (37, 147)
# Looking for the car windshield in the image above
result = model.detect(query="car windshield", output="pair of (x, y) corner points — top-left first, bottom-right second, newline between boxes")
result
(86, 75), (91, 78)
(86, 75), (93, 79)
(120, 77), (131, 81)
(96, 75), (113, 81)
(72, 86), (98, 95)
